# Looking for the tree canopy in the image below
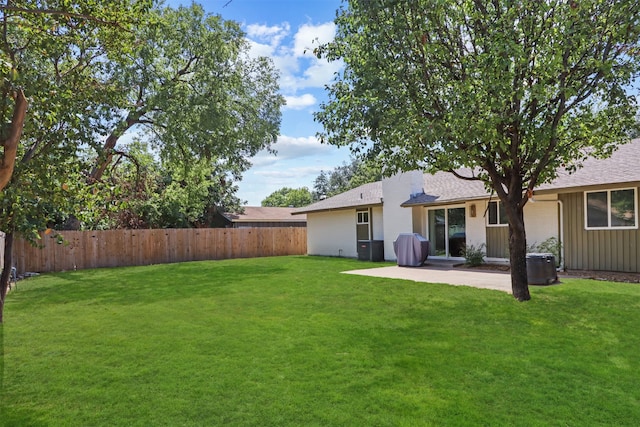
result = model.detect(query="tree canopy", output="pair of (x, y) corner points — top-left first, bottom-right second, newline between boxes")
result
(315, 0), (640, 300)
(312, 157), (382, 200)
(90, 4), (284, 183)
(261, 187), (313, 208)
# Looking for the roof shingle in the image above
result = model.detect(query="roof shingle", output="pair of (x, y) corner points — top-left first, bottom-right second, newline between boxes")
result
(294, 138), (640, 212)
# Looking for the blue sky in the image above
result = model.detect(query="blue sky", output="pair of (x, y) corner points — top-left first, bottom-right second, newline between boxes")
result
(168, 0), (350, 206)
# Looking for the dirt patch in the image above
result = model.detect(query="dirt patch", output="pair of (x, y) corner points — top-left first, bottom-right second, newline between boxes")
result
(561, 270), (640, 284)
(455, 263), (639, 284)
(454, 263), (511, 272)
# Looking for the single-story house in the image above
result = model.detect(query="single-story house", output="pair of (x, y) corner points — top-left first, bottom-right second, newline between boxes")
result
(293, 138), (640, 273)
(220, 206), (307, 228)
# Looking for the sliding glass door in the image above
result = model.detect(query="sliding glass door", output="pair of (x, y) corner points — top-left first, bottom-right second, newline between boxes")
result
(427, 206), (466, 258)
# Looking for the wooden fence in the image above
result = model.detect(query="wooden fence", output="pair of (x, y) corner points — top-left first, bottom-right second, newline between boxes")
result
(12, 227), (307, 274)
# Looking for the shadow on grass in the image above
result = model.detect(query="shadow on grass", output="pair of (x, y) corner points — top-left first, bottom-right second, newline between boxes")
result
(1, 324), (3, 393)
(5, 260), (294, 308)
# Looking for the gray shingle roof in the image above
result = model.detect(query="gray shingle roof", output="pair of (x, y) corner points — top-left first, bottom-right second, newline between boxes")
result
(402, 169), (488, 206)
(294, 138), (640, 213)
(292, 181), (383, 214)
(537, 138), (640, 192)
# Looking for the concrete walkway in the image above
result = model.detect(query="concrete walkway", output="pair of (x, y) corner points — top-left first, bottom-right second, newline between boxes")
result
(343, 261), (513, 293)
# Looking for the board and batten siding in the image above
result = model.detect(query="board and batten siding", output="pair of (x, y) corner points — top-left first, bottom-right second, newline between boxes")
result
(560, 191), (640, 272)
(486, 227), (509, 258)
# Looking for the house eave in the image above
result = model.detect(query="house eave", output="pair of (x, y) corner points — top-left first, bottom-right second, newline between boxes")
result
(293, 202), (383, 215)
(401, 196), (488, 208)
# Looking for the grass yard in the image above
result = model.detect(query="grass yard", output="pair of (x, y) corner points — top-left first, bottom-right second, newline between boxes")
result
(1, 255), (640, 426)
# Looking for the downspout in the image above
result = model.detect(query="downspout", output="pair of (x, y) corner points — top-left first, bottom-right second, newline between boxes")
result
(557, 200), (565, 271)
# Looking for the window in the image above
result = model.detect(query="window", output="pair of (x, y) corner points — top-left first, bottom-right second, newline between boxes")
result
(585, 188), (637, 229)
(357, 210), (369, 224)
(487, 201), (507, 226)
(356, 209), (370, 240)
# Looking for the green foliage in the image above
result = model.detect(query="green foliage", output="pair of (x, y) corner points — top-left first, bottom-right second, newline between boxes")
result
(1, 2), (283, 235)
(0, 0), (152, 240)
(315, 0), (640, 298)
(317, 0), (640, 182)
(79, 142), (243, 229)
(261, 187), (313, 207)
(462, 243), (486, 267)
(4, 257), (640, 424)
(94, 3), (284, 183)
(530, 237), (563, 267)
(312, 156), (382, 200)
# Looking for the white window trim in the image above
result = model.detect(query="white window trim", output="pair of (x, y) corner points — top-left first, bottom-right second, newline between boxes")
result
(486, 200), (508, 228)
(356, 210), (369, 225)
(584, 187), (638, 230)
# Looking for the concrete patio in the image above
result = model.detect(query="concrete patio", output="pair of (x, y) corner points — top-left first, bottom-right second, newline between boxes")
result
(343, 260), (514, 292)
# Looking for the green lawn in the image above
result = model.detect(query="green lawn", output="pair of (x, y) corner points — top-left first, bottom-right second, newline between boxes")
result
(2, 256), (640, 426)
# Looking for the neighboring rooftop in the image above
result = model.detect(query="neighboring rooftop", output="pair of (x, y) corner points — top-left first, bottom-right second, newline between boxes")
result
(224, 206), (306, 223)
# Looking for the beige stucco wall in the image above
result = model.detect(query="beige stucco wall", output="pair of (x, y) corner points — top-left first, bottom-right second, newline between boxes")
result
(523, 194), (559, 248)
(306, 210), (357, 258)
(305, 172), (560, 262)
(306, 206), (385, 258)
(371, 206), (384, 240)
(382, 171), (424, 260)
(465, 201), (487, 249)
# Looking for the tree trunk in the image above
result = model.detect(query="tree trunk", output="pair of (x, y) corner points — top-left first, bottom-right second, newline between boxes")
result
(0, 232), (14, 324)
(90, 111), (144, 182)
(89, 131), (120, 182)
(507, 207), (531, 301)
(0, 89), (28, 193)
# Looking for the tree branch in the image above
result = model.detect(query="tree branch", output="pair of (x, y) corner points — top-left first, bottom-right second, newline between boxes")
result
(0, 89), (27, 192)
(0, 6), (129, 28)
(448, 169), (481, 181)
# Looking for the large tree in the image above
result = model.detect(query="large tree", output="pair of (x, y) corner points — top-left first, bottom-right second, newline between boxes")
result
(84, 141), (244, 229)
(261, 187), (313, 207)
(315, 0), (640, 301)
(0, 0), (151, 193)
(0, 0), (151, 323)
(89, 4), (284, 188)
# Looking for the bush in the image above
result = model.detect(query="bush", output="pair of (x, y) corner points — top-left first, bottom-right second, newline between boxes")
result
(462, 243), (486, 267)
(535, 237), (563, 267)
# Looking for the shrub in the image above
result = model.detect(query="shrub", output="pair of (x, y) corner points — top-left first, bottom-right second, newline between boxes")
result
(535, 237), (563, 267)
(462, 243), (486, 267)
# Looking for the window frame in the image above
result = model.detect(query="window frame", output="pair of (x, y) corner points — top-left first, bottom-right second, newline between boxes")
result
(584, 187), (638, 230)
(486, 200), (508, 227)
(356, 210), (369, 225)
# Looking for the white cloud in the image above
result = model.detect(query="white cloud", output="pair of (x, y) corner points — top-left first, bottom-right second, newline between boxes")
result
(292, 22), (335, 58)
(299, 59), (343, 90)
(242, 20), (342, 93)
(283, 93), (317, 110)
(256, 165), (323, 180)
(248, 155), (279, 168)
(246, 39), (276, 58)
(246, 23), (290, 46)
(271, 135), (330, 159)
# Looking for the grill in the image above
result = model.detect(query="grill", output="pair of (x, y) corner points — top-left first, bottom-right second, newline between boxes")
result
(393, 233), (430, 267)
